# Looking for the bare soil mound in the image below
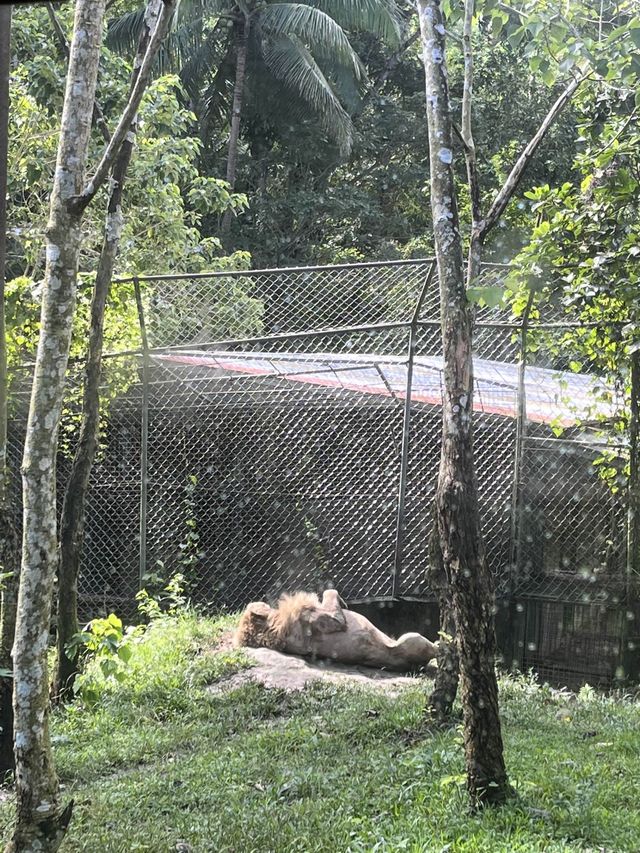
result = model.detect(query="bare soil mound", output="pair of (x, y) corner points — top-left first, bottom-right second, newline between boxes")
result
(209, 644), (436, 696)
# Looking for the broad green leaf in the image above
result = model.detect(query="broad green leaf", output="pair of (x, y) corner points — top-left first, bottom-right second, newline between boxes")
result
(467, 286), (506, 309)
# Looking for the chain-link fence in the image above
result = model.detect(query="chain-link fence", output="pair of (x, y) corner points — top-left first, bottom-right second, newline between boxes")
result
(8, 258), (638, 686)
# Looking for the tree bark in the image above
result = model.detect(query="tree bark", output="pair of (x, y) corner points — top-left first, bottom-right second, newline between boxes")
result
(9, 0), (178, 840)
(221, 13), (249, 240)
(45, 2), (111, 146)
(426, 505), (459, 723)
(628, 347), (640, 593)
(460, 0), (482, 285)
(53, 0), (164, 704)
(0, 3), (19, 780)
(417, 0), (510, 806)
(8, 1), (106, 848)
(479, 73), (584, 241)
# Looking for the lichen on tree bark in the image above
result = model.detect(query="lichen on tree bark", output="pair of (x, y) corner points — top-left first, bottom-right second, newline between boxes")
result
(9, 0), (177, 846)
(8, 2), (107, 848)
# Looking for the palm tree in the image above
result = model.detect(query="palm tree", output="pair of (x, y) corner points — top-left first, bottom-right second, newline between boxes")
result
(108, 1), (402, 235)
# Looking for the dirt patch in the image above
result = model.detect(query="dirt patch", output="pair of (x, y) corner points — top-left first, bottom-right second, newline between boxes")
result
(208, 646), (435, 696)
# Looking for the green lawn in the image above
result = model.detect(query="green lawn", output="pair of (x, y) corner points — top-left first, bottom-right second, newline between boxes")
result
(1, 613), (639, 852)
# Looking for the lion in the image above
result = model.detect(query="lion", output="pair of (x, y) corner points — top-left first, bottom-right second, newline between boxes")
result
(234, 589), (438, 672)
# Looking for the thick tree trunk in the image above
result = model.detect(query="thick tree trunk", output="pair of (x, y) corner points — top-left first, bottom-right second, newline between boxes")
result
(417, 0), (510, 806)
(8, 1), (106, 848)
(53, 0), (164, 703)
(221, 14), (249, 240)
(428, 593), (458, 720)
(0, 3), (19, 780)
(426, 506), (459, 723)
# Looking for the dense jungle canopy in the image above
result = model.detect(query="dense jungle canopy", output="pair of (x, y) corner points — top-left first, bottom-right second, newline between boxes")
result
(6, 0), (623, 278)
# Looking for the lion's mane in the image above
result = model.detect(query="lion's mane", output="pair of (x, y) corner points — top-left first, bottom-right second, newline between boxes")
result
(234, 592), (319, 650)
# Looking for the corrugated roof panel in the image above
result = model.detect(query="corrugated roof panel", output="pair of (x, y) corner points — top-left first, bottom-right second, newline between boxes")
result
(153, 351), (614, 427)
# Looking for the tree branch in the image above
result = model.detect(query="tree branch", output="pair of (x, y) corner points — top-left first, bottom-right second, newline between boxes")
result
(461, 0), (483, 286)
(461, 0), (475, 163)
(479, 72), (587, 240)
(70, 0), (177, 213)
(371, 29), (420, 93)
(46, 2), (111, 145)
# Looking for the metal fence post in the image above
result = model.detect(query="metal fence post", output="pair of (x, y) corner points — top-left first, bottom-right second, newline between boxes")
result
(619, 344), (640, 682)
(392, 263), (436, 597)
(509, 291), (534, 587)
(627, 345), (640, 592)
(133, 277), (150, 589)
(509, 290), (534, 669)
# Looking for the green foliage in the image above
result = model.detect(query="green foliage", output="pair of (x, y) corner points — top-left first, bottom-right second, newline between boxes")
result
(70, 575), (198, 706)
(142, 254), (263, 348)
(6, 13), (251, 433)
(8, 0), (599, 272)
(108, 0), (400, 162)
(506, 40), (639, 407)
(177, 476), (202, 582)
(136, 574), (190, 621)
(7, 6), (248, 281)
(467, 285), (506, 309)
(136, 475), (206, 613)
(230, 14), (582, 265)
(68, 614), (142, 706)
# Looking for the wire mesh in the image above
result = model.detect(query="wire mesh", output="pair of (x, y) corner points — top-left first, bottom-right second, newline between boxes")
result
(5, 258), (635, 685)
(516, 436), (627, 603)
(143, 330), (409, 607)
(520, 599), (626, 689)
(138, 259), (437, 349)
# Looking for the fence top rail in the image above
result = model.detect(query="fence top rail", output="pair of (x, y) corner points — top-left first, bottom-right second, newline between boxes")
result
(111, 257), (439, 283)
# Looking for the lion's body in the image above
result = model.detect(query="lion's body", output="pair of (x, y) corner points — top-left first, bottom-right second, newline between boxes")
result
(234, 589), (438, 672)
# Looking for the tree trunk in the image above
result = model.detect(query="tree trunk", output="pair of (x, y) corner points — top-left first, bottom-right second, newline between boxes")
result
(53, 0), (164, 704)
(221, 14), (249, 240)
(426, 506), (459, 723)
(0, 3), (19, 780)
(8, 1), (106, 848)
(9, 0), (177, 841)
(417, 0), (510, 806)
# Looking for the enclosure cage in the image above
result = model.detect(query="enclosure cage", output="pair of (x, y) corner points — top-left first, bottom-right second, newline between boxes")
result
(8, 257), (638, 688)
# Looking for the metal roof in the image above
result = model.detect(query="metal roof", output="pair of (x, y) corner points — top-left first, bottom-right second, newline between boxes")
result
(154, 350), (614, 427)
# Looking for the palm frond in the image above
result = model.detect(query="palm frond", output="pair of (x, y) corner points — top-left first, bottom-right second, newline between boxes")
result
(106, 0), (229, 70)
(305, 0), (402, 46)
(261, 4), (364, 82)
(179, 21), (230, 99)
(262, 33), (353, 156)
(201, 39), (236, 130)
(106, 9), (146, 55)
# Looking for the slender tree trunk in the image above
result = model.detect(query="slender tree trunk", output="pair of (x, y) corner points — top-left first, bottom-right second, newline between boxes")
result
(459, 0), (483, 285)
(628, 347), (640, 591)
(53, 0), (164, 703)
(9, 0), (177, 842)
(417, 0), (510, 806)
(8, 1), (106, 848)
(0, 2), (19, 781)
(221, 14), (249, 240)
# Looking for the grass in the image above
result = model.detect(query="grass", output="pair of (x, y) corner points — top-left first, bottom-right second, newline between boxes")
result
(1, 612), (640, 852)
